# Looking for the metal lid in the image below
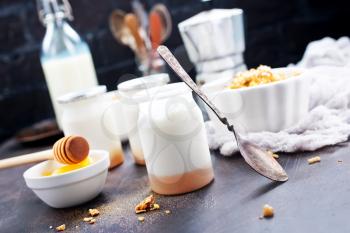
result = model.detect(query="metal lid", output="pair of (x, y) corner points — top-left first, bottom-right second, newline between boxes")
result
(57, 85), (107, 104)
(132, 82), (191, 103)
(117, 73), (170, 93)
(37, 0), (73, 25)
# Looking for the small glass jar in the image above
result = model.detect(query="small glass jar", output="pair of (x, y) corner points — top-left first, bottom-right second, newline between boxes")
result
(58, 86), (124, 169)
(118, 74), (169, 165)
(138, 83), (214, 195)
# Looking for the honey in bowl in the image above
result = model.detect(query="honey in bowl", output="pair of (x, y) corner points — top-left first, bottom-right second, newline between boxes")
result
(43, 157), (93, 176)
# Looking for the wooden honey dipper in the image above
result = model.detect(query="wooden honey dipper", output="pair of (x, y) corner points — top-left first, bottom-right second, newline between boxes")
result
(0, 136), (89, 169)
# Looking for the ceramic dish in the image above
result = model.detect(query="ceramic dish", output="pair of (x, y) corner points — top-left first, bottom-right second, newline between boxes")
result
(23, 150), (110, 208)
(201, 67), (310, 133)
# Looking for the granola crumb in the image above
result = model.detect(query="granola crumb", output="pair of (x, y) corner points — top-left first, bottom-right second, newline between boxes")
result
(135, 195), (160, 214)
(83, 217), (93, 222)
(56, 224), (66, 232)
(89, 208), (100, 217)
(268, 151), (279, 159)
(150, 203), (160, 210)
(165, 210), (171, 214)
(262, 204), (274, 218)
(89, 219), (96, 224)
(308, 156), (321, 165)
(138, 216), (145, 222)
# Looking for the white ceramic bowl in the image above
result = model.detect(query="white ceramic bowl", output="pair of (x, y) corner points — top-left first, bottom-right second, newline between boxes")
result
(201, 68), (310, 133)
(23, 150), (110, 208)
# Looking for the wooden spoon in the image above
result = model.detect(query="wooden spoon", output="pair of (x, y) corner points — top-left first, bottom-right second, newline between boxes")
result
(152, 4), (172, 42)
(0, 136), (89, 169)
(124, 13), (145, 54)
(109, 9), (139, 53)
(149, 11), (162, 49)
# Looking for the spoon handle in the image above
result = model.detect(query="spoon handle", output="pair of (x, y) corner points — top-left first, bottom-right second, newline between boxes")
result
(157, 45), (233, 131)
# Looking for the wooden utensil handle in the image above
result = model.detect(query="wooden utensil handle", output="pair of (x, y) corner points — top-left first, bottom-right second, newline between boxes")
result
(0, 150), (53, 169)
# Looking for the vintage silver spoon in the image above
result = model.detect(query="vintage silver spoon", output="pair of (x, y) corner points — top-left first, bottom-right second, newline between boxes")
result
(157, 45), (288, 182)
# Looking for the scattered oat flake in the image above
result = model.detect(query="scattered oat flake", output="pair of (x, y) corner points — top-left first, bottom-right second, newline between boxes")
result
(49, 226), (53, 229)
(308, 156), (321, 165)
(262, 204), (274, 218)
(89, 219), (96, 224)
(56, 224), (66, 231)
(267, 151), (279, 159)
(135, 209), (146, 214)
(150, 203), (160, 210)
(165, 210), (171, 214)
(138, 216), (145, 222)
(83, 217), (93, 222)
(89, 208), (100, 217)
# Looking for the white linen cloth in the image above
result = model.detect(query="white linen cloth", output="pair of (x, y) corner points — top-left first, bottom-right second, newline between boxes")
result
(290, 37), (350, 68)
(206, 66), (350, 156)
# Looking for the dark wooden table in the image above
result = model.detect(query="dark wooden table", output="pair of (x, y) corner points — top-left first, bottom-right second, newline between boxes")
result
(1, 138), (350, 233)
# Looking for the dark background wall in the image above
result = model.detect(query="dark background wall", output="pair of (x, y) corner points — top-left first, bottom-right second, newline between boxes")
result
(1, 0), (350, 142)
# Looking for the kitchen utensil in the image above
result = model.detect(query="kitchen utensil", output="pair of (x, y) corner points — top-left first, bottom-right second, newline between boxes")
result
(124, 13), (145, 54)
(157, 45), (288, 182)
(178, 9), (246, 84)
(132, 0), (152, 50)
(149, 11), (162, 49)
(109, 9), (139, 53)
(0, 136), (89, 169)
(152, 4), (172, 42)
(201, 68), (309, 133)
(23, 150), (110, 208)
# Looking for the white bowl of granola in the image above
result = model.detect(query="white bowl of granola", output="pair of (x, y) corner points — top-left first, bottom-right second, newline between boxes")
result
(23, 150), (110, 208)
(201, 66), (310, 133)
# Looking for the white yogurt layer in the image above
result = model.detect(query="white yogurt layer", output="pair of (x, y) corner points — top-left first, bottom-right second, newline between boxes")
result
(138, 83), (213, 177)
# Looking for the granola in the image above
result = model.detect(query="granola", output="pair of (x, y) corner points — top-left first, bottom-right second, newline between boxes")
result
(267, 151), (279, 159)
(89, 208), (100, 217)
(228, 65), (289, 89)
(83, 217), (93, 222)
(308, 156), (321, 165)
(56, 224), (66, 232)
(135, 195), (160, 214)
(262, 204), (274, 218)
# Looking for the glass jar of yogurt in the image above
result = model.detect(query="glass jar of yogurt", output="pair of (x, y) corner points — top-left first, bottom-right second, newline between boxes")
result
(58, 86), (125, 169)
(117, 73), (170, 165)
(138, 82), (214, 195)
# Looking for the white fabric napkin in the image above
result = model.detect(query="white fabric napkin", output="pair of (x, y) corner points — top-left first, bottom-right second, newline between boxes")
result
(290, 36), (350, 68)
(206, 66), (350, 156)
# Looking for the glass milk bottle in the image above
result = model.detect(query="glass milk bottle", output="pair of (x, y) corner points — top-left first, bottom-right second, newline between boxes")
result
(58, 86), (125, 169)
(138, 83), (214, 195)
(37, 0), (98, 127)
